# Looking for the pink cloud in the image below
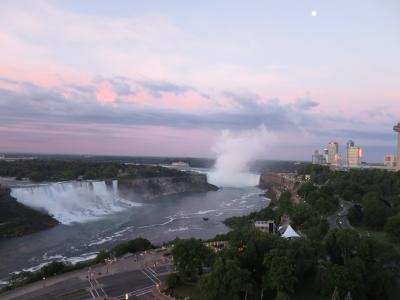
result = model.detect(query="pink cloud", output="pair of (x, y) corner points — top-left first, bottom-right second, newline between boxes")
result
(95, 82), (118, 103)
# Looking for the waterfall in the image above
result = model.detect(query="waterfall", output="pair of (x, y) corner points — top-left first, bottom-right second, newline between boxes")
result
(10, 180), (141, 225)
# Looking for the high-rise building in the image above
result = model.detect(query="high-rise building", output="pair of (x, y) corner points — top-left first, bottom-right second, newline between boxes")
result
(394, 122), (400, 170)
(323, 148), (329, 163)
(312, 149), (327, 165)
(384, 154), (397, 168)
(347, 140), (362, 166)
(327, 141), (339, 164)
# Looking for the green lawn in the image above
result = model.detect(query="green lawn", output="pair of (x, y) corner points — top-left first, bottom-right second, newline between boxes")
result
(174, 283), (207, 300)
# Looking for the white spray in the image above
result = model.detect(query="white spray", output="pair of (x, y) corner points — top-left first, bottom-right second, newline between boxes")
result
(10, 181), (142, 225)
(208, 125), (274, 187)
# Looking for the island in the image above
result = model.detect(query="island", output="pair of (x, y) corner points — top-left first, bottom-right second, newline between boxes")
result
(0, 185), (59, 238)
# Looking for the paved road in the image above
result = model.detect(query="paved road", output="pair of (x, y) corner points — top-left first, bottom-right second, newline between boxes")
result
(1, 250), (174, 300)
(4, 277), (90, 300)
(327, 199), (354, 230)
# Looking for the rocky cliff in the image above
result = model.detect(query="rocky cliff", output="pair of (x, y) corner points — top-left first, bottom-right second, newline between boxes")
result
(258, 172), (284, 189)
(0, 186), (59, 239)
(117, 173), (218, 199)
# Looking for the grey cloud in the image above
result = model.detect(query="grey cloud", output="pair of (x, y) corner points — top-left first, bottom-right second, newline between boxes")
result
(92, 77), (194, 97)
(223, 90), (260, 110)
(293, 98), (319, 111)
(0, 81), (297, 132)
(92, 76), (136, 96)
(0, 78), (392, 146)
(63, 83), (96, 94)
(136, 80), (193, 97)
(331, 128), (395, 141)
(108, 78), (136, 96)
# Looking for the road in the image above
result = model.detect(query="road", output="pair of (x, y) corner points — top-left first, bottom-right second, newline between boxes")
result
(0, 250), (175, 300)
(327, 199), (354, 230)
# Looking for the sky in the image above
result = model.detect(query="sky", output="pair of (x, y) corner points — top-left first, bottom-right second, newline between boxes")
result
(0, 0), (399, 162)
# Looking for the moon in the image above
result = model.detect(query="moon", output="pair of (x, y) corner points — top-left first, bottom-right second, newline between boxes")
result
(311, 10), (318, 17)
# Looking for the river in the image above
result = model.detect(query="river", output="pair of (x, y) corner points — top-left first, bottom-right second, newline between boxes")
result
(0, 169), (268, 285)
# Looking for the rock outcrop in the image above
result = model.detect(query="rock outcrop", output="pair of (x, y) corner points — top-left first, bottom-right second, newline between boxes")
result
(0, 185), (59, 239)
(118, 173), (218, 199)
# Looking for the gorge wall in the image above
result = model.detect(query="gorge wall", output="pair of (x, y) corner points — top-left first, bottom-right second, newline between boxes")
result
(118, 173), (218, 199)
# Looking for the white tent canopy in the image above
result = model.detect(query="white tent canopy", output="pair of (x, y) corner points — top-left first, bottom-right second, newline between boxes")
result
(281, 225), (300, 239)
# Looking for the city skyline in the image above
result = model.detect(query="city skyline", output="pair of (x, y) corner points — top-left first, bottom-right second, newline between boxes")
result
(0, 1), (399, 162)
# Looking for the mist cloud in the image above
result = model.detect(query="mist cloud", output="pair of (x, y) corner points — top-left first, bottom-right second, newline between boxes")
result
(207, 125), (274, 187)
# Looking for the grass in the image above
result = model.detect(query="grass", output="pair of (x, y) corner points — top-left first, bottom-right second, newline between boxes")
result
(174, 283), (207, 300)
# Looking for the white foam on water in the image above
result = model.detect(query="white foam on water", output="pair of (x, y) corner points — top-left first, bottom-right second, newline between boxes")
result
(167, 226), (190, 232)
(87, 226), (134, 246)
(42, 253), (65, 261)
(66, 252), (98, 264)
(18, 252), (99, 275)
(21, 262), (50, 273)
(194, 209), (217, 215)
(10, 180), (142, 224)
(88, 237), (115, 247)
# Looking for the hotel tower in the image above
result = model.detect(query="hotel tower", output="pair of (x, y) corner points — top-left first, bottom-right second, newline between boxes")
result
(394, 122), (400, 170)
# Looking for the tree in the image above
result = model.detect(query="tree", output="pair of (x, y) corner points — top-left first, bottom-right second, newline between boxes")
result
(172, 238), (214, 281)
(324, 229), (360, 263)
(320, 258), (366, 300)
(384, 214), (400, 242)
(127, 237), (153, 252)
(279, 191), (293, 214)
(362, 199), (390, 230)
(275, 290), (291, 300)
(94, 250), (111, 264)
(112, 238), (153, 257)
(347, 205), (363, 226)
(291, 203), (316, 227)
(228, 227), (281, 290)
(199, 257), (243, 300)
(366, 269), (397, 300)
(263, 250), (297, 297)
(112, 243), (129, 257)
(297, 182), (315, 198)
(165, 273), (180, 296)
(288, 239), (317, 277)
